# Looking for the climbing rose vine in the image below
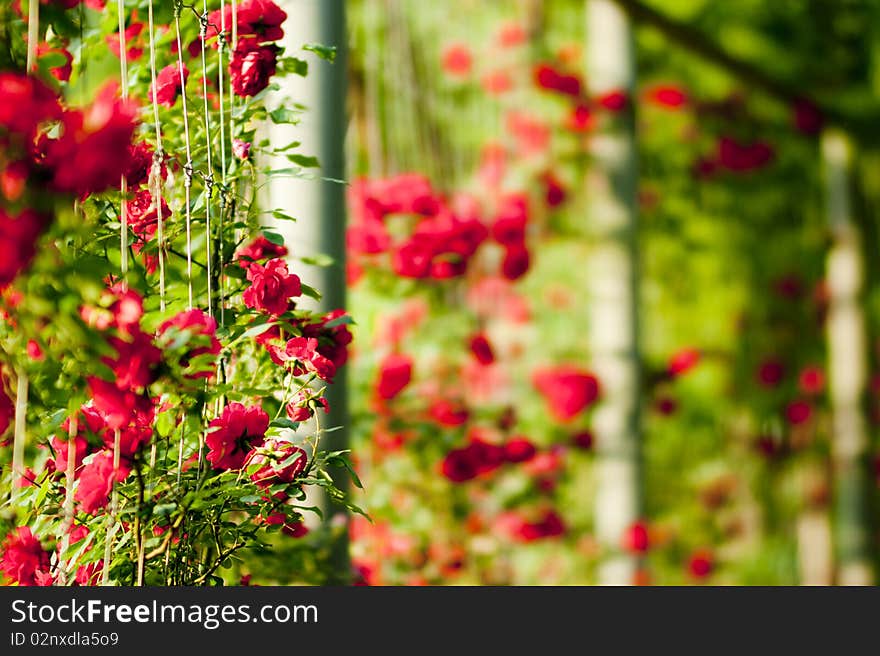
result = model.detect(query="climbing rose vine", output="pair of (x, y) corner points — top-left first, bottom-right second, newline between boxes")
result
(0, 0), (358, 586)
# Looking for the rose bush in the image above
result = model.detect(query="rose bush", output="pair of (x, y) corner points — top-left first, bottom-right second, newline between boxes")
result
(0, 0), (359, 586)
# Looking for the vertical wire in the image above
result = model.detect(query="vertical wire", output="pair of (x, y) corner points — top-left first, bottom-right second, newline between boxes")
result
(101, 429), (122, 585)
(174, 3), (195, 309)
(217, 0), (228, 328)
(147, 0), (166, 312)
(198, 3), (214, 319)
(57, 414), (79, 585)
(26, 0), (38, 73)
(11, 373), (28, 498)
(117, 0), (129, 279)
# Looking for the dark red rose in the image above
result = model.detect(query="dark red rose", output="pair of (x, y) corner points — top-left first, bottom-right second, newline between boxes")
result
(0, 207), (49, 289)
(501, 243), (530, 281)
(205, 402), (269, 470)
(785, 399), (812, 426)
(151, 63), (187, 108)
(230, 39), (279, 97)
(504, 437), (536, 463)
(236, 0), (288, 42)
(571, 430), (594, 450)
(688, 549), (714, 579)
(469, 333), (495, 365)
(597, 89), (628, 112)
(242, 258), (301, 315)
(757, 358), (785, 387)
(534, 63), (581, 97)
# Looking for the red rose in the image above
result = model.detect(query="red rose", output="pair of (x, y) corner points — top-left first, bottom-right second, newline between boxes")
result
(205, 402), (269, 470)
(282, 337), (337, 382)
(501, 244), (530, 281)
(757, 358), (785, 387)
(645, 84), (688, 109)
(597, 89), (628, 112)
(491, 194), (528, 246)
(234, 0), (288, 42)
(36, 44), (73, 82)
(785, 399), (812, 426)
(124, 141), (156, 189)
(375, 353), (412, 400)
(159, 309), (222, 379)
(243, 258), (301, 315)
(469, 333), (494, 365)
(441, 447), (480, 483)
(623, 521), (651, 553)
(504, 437), (536, 463)
(0, 385), (13, 442)
(533, 365), (600, 422)
(0, 207), (48, 289)
(533, 63), (581, 97)
(246, 438), (308, 489)
(798, 366), (825, 395)
(75, 450), (131, 515)
(0, 72), (61, 139)
(717, 136), (774, 172)
(571, 430), (594, 450)
(688, 549), (714, 579)
(0, 527), (52, 586)
(286, 389), (329, 423)
(43, 83), (138, 196)
(543, 172), (566, 207)
(668, 348), (701, 377)
(230, 39), (279, 97)
(87, 377), (154, 431)
(50, 434), (90, 476)
(151, 63), (187, 108)
(233, 138), (252, 160)
(442, 44), (472, 77)
(567, 103), (594, 132)
(236, 235), (288, 267)
(428, 399), (469, 427)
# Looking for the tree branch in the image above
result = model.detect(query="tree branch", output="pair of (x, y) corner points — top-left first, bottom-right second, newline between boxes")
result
(609, 0), (879, 140)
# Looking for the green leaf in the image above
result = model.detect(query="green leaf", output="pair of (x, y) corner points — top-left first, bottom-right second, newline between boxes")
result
(285, 153), (320, 168)
(300, 253), (335, 267)
(300, 283), (322, 301)
(279, 56), (308, 76)
(303, 43), (337, 62)
(270, 418), (300, 429)
(269, 106), (302, 125)
(271, 210), (297, 222)
(261, 230), (285, 246)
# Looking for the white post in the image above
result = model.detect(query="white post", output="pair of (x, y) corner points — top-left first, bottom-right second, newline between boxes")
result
(822, 129), (873, 585)
(267, 0), (350, 577)
(585, 0), (643, 585)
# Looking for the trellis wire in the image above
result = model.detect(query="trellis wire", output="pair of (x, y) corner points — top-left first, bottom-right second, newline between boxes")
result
(147, 0), (166, 313)
(26, 0), (38, 73)
(198, 2), (214, 320)
(173, 2), (195, 309)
